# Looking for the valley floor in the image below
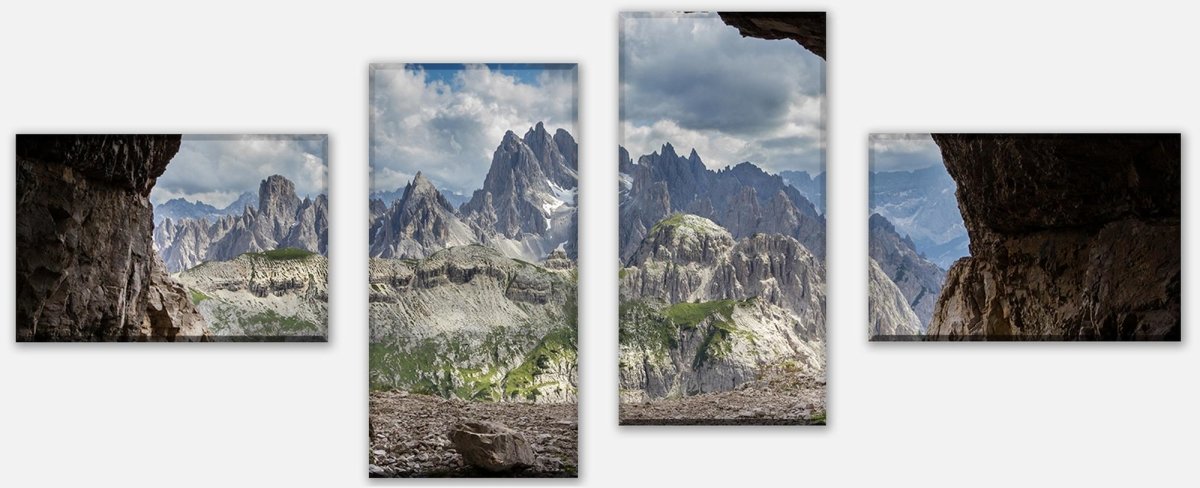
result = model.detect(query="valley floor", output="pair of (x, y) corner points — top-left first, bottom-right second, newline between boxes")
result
(620, 370), (826, 425)
(369, 391), (577, 477)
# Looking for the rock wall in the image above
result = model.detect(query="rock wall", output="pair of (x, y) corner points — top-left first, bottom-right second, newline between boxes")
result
(16, 135), (209, 341)
(928, 134), (1180, 340)
(619, 214), (825, 400)
(868, 259), (922, 338)
(868, 213), (945, 328)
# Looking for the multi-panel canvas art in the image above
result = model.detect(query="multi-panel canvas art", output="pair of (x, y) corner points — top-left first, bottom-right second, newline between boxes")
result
(868, 133), (1181, 341)
(368, 64), (579, 477)
(618, 12), (828, 425)
(16, 134), (329, 342)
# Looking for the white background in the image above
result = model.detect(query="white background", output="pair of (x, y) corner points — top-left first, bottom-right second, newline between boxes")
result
(1, 0), (1195, 486)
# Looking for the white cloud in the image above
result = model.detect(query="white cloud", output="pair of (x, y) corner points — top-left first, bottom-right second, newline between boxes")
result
(370, 64), (578, 195)
(869, 133), (944, 172)
(151, 135), (327, 207)
(620, 12), (825, 174)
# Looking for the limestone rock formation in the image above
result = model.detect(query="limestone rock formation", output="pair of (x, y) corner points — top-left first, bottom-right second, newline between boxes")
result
(370, 124), (578, 263)
(447, 421), (535, 472)
(718, 12), (826, 59)
(153, 175), (328, 272)
(928, 134), (1181, 340)
(868, 213), (945, 328)
(370, 245), (577, 403)
(868, 258), (922, 338)
(618, 144), (824, 263)
(16, 135), (209, 341)
(460, 126), (578, 256)
(780, 170), (825, 215)
(175, 249), (328, 340)
(369, 172), (475, 259)
(619, 214), (825, 400)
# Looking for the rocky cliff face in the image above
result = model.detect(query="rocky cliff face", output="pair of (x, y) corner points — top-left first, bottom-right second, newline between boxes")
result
(618, 144), (824, 263)
(928, 134), (1181, 340)
(619, 214), (825, 401)
(868, 213), (945, 329)
(718, 12), (826, 60)
(371, 124), (578, 263)
(780, 170), (825, 215)
(369, 172), (475, 259)
(460, 125), (578, 250)
(868, 259), (922, 338)
(370, 245), (577, 403)
(153, 174), (328, 272)
(16, 135), (209, 341)
(175, 249), (328, 340)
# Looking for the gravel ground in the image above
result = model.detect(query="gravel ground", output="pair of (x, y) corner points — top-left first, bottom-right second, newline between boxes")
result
(620, 370), (826, 426)
(369, 391), (578, 477)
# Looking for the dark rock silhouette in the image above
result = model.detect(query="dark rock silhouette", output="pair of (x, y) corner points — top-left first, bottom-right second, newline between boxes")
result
(718, 12), (826, 59)
(16, 135), (208, 341)
(928, 134), (1181, 340)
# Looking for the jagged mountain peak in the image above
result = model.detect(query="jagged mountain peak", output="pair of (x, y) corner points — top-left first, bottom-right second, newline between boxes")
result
(153, 173), (327, 273)
(406, 171), (437, 194)
(399, 172), (454, 213)
(553, 128), (579, 171)
(371, 125), (579, 263)
(258, 174), (299, 211)
(524, 121), (549, 139)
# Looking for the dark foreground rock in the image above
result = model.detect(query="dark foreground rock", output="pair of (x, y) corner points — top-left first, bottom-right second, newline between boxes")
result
(928, 134), (1180, 340)
(620, 367), (826, 425)
(369, 391), (577, 477)
(16, 135), (209, 341)
(718, 12), (826, 60)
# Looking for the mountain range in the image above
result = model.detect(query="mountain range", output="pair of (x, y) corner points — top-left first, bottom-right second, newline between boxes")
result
(368, 122), (580, 404)
(370, 122), (578, 263)
(371, 187), (469, 209)
(870, 165), (969, 269)
(619, 214), (825, 400)
(153, 191), (258, 225)
(618, 143), (825, 264)
(868, 213), (945, 335)
(779, 170), (825, 215)
(153, 175), (328, 272)
(618, 144), (826, 408)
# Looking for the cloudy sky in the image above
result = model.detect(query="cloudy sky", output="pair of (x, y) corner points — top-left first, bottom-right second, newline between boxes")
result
(620, 12), (825, 174)
(869, 133), (945, 172)
(370, 63), (578, 196)
(152, 135), (327, 207)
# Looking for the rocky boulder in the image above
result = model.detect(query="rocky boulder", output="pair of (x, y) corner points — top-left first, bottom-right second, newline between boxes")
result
(447, 421), (535, 472)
